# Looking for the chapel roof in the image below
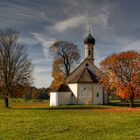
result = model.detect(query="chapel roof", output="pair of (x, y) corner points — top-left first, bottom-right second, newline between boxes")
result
(84, 33), (95, 45)
(50, 84), (71, 92)
(67, 60), (99, 83)
(57, 84), (71, 92)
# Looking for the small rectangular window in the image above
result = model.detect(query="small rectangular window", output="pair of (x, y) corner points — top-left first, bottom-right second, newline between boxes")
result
(88, 50), (90, 56)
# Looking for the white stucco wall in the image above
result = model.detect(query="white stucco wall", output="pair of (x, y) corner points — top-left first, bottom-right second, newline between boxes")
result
(50, 92), (73, 106)
(50, 92), (58, 106)
(68, 84), (78, 104)
(92, 84), (103, 104)
(68, 84), (78, 97)
(78, 84), (93, 104)
(76, 83), (106, 105)
(58, 92), (72, 105)
(51, 84), (109, 106)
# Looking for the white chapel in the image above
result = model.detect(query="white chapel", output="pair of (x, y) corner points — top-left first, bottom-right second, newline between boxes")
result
(50, 32), (109, 106)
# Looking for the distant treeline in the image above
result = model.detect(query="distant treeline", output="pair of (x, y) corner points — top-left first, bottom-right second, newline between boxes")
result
(0, 86), (50, 100)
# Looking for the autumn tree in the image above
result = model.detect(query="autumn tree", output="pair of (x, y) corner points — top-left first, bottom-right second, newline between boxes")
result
(99, 51), (140, 107)
(50, 41), (80, 89)
(0, 28), (33, 107)
(50, 41), (80, 76)
(50, 59), (66, 90)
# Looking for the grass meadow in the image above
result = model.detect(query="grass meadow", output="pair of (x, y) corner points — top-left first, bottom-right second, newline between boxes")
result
(0, 99), (140, 140)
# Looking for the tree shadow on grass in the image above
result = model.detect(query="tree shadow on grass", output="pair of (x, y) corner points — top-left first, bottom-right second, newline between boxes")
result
(109, 102), (140, 108)
(13, 102), (140, 110)
(12, 105), (110, 110)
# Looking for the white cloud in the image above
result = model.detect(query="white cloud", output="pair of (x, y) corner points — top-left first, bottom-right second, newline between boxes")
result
(18, 37), (38, 46)
(85, 13), (109, 30)
(50, 11), (109, 34)
(122, 40), (140, 51)
(31, 32), (56, 57)
(52, 15), (86, 32)
(32, 32), (55, 48)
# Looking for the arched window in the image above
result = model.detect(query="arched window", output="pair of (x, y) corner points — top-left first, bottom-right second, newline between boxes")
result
(88, 50), (90, 56)
(97, 92), (99, 97)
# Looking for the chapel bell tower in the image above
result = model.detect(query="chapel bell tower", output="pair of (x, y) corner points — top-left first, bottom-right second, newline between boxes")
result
(84, 30), (95, 63)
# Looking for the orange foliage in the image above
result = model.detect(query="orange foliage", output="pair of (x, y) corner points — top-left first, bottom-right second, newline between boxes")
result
(50, 59), (66, 90)
(99, 51), (140, 106)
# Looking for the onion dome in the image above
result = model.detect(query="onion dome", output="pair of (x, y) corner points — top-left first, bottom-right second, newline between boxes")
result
(84, 32), (95, 45)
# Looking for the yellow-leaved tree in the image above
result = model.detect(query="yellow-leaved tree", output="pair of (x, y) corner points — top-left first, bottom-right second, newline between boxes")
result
(50, 59), (66, 90)
(49, 41), (80, 90)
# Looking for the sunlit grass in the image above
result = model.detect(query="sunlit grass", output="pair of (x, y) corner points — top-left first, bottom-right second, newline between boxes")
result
(0, 99), (140, 140)
(0, 107), (140, 140)
(0, 98), (49, 108)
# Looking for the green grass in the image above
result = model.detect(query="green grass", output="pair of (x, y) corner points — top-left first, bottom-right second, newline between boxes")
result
(0, 98), (50, 108)
(0, 99), (140, 140)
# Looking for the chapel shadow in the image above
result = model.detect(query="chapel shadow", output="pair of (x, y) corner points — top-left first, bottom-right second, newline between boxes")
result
(13, 105), (110, 110)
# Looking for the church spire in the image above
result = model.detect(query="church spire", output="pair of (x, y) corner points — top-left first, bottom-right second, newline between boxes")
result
(84, 31), (95, 62)
(84, 30), (95, 45)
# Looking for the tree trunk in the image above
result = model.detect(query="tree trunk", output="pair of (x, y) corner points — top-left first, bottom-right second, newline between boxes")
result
(4, 95), (9, 108)
(130, 99), (134, 108)
(130, 90), (134, 108)
(4, 88), (9, 108)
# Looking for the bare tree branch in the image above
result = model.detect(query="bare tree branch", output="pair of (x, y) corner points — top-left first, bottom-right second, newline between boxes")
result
(0, 28), (33, 107)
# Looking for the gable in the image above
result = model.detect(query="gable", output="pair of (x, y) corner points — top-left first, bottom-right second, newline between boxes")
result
(67, 59), (99, 83)
(78, 68), (93, 83)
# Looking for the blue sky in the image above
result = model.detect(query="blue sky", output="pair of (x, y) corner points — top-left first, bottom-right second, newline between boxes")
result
(0, 0), (140, 88)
